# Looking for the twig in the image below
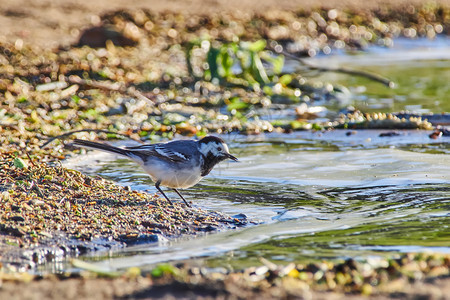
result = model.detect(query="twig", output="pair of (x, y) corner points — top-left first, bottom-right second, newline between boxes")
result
(68, 75), (124, 91)
(67, 75), (155, 105)
(278, 50), (395, 88)
(28, 180), (45, 198)
(0, 123), (20, 131)
(59, 197), (67, 205)
(127, 86), (154, 104)
(41, 129), (143, 148)
(26, 153), (36, 167)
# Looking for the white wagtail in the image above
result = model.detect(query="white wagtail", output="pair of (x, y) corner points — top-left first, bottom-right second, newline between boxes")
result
(73, 136), (238, 207)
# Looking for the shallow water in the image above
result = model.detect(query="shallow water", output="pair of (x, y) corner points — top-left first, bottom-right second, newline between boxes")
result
(305, 36), (450, 113)
(64, 39), (450, 272)
(64, 131), (450, 271)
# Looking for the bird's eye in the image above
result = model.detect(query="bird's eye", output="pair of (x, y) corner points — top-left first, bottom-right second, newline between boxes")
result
(217, 147), (223, 152)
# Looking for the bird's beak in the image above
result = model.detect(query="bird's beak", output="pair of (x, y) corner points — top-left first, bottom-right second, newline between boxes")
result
(226, 153), (238, 161)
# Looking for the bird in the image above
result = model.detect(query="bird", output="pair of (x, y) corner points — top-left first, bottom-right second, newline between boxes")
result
(72, 136), (238, 207)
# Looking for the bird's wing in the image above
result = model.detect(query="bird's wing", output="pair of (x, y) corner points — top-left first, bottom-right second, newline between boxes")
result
(125, 144), (190, 162)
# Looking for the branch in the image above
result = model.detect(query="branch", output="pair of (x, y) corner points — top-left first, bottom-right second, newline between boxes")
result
(279, 50), (395, 88)
(67, 75), (155, 105)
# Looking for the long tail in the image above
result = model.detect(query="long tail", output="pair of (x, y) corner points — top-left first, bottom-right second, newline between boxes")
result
(73, 139), (135, 158)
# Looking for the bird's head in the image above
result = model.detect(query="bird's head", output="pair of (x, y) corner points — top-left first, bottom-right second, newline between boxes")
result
(198, 136), (238, 162)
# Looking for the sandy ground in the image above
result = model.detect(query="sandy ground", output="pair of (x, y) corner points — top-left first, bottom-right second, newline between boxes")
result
(1, 0), (450, 48)
(0, 273), (449, 300)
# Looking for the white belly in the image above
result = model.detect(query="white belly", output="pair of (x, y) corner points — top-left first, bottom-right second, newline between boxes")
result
(140, 161), (203, 189)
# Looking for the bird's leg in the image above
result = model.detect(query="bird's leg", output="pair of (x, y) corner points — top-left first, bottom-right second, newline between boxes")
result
(155, 181), (174, 206)
(173, 188), (191, 207)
